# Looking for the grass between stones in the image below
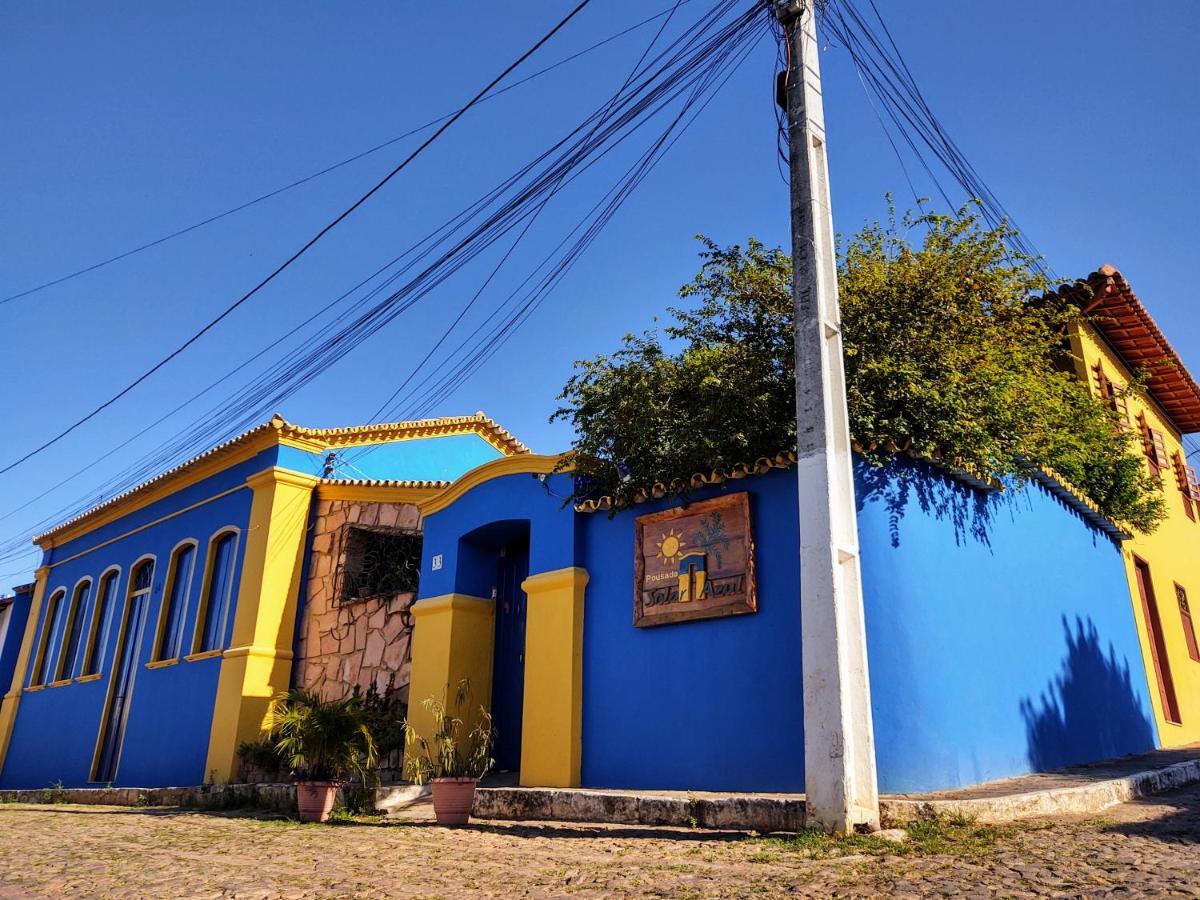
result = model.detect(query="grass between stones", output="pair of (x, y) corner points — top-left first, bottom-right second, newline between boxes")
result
(753, 814), (1018, 862)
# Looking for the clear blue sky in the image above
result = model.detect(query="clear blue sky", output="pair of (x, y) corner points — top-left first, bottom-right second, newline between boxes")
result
(2, 0), (1197, 584)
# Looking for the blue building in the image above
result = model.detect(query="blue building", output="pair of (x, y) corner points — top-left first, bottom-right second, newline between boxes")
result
(0, 414), (526, 789)
(0, 414), (1164, 796)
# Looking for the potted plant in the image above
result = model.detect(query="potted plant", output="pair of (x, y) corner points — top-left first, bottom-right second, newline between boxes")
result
(266, 689), (378, 823)
(403, 678), (494, 826)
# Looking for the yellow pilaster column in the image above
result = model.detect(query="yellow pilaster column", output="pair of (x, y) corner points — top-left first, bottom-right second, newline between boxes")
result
(403, 593), (495, 774)
(520, 567), (588, 788)
(205, 467), (318, 783)
(0, 566), (49, 775)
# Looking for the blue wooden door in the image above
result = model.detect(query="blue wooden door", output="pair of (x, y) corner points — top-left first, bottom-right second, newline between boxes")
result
(93, 591), (148, 783)
(490, 541), (529, 774)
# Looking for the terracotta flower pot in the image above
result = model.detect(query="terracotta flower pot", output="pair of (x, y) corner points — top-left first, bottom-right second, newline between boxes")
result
(431, 776), (478, 826)
(296, 781), (339, 823)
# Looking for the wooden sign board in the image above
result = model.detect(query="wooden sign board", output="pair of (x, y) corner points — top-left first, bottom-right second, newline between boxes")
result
(634, 492), (756, 627)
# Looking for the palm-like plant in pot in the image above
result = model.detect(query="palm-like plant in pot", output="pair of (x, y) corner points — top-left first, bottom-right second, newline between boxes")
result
(266, 689), (378, 823)
(403, 678), (494, 826)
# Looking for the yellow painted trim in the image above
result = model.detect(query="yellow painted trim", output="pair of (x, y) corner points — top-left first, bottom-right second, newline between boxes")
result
(184, 649), (224, 663)
(89, 558), (155, 783)
(80, 567), (121, 678)
(204, 468), (318, 783)
(145, 658), (180, 670)
(38, 434), (283, 549)
(0, 567), (50, 773)
(47, 679), (73, 688)
(404, 593), (496, 777)
(188, 527), (241, 657)
(151, 540), (199, 663)
(222, 645), (295, 661)
(420, 454), (569, 516)
(75, 674), (102, 684)
(35, 413), (525, 549)
(519, 567), (588, 788)
(46, 485), (248, 570)
(54, 577), (92, 682)
(27, 587), (65, 689)
(23, 685), (45, 693)
(316, 483), (445, 504)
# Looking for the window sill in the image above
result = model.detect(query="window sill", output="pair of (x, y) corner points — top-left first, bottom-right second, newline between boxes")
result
(24, 684), (45, 692)
(184, 649), (224, 663)
(75, 674), (103, 684)
(146, 658), (180, 670)
(47, 679), (73, 689)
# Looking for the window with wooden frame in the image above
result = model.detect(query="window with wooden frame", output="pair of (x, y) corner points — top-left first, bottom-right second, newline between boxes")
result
(81, 568), (121, 677)
(1138, 413), (1169, 485)
(192, 529), (239, 655)
(55, 579), (92, 682)
(1092, 361), (1133, 430)
(1178, 585), (1200, 663)
(336, 526), (422, 604)
(152, 542), (196, 662)
(29, 589), (66, 687)
(1172, 452), (1197, 521)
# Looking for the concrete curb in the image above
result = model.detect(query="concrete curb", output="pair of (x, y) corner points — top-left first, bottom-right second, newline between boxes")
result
(473, 757), (1200, 832)
(879, 758), (1200, 826)
(472, 787), (806, 833)
(0, 783), (298, 813)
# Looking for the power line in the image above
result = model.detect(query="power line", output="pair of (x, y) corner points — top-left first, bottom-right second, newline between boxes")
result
(0, 0), (597, 478)
(0, 1), (693, 309)
(0, 0), (767, 564)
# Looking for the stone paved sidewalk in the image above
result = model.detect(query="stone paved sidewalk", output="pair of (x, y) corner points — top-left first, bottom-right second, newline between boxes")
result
(1, 782), (1198, 898)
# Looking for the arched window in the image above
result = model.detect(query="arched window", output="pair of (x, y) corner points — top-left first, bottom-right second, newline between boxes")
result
(29, 589), (66, 687)
(195, 530), (239, 654)
(82, 568), (121, 677)
(154, 542), (195, 662)
(56, 579), (92, 681)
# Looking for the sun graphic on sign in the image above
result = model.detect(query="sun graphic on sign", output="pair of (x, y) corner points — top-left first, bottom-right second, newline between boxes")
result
(655, 528), (687, 564)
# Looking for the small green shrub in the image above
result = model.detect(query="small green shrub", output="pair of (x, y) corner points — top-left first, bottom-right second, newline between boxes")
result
(402, 678), (494, 784)
(265, 689), (378, 783)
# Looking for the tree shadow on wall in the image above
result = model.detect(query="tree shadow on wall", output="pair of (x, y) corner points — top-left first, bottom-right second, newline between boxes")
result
(854, 456), (1006, 548)
(1021, 616), (1157, 773)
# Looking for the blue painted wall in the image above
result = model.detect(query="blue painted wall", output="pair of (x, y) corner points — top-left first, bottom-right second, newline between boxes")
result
(418, 471), (579, 600)
(0, 589), (33, 700)
(421, 457), (1157, 795)
(1, 459), (258, 789)
(856, 457), (1159, 793)
(579, 467), (806, 792)
(332, 433), (504, 483)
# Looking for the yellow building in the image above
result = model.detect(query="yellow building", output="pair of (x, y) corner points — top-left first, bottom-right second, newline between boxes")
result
(1068, 265), (1200, 745)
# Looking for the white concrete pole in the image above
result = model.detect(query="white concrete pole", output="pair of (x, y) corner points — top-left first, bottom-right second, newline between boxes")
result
(777, 0), (880, 833)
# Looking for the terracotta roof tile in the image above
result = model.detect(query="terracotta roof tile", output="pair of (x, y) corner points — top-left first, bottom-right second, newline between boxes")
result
(1074, 266), (1200, 433)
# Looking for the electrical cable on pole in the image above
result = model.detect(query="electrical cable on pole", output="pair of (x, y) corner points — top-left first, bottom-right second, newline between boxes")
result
(0, 0), (597, 478)
(775, 0), (880, 834)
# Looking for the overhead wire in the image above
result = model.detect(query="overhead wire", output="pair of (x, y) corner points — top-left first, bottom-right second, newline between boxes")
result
(0, 0), (598, 478)
(0, 0), (770, 565)
(0, 0), (695, 308)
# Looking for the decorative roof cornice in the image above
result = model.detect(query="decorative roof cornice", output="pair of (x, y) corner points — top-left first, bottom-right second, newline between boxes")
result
(574, 447), (1125, 541)
(1069, 265), (1200, 434)
(33, 413), (526, 546)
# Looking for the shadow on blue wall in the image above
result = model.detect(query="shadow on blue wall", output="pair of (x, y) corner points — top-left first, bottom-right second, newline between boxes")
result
(1020, 616), (1158, 772)
(855, 457), (1006, 548)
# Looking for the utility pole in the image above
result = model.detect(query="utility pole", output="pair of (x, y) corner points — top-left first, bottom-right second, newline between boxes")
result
(776, 0), (880, 833)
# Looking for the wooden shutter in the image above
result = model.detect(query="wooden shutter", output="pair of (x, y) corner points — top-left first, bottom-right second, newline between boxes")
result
(1150, 429), (1171, 469)
(1187, 465), (1200, 502)
(1178, 585), (1200, 663)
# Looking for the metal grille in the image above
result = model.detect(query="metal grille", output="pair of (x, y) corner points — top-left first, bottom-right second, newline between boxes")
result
(338, 526), (422, 603)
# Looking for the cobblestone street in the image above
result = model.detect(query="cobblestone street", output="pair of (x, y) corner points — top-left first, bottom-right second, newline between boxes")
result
(0, 783), (1197, 898)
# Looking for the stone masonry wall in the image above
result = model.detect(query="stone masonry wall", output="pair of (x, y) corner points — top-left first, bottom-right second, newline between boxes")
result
(294, 498), (421, 703)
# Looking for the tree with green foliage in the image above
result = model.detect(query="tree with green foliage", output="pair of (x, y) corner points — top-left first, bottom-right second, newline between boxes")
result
(553, 204), (1165, 533)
